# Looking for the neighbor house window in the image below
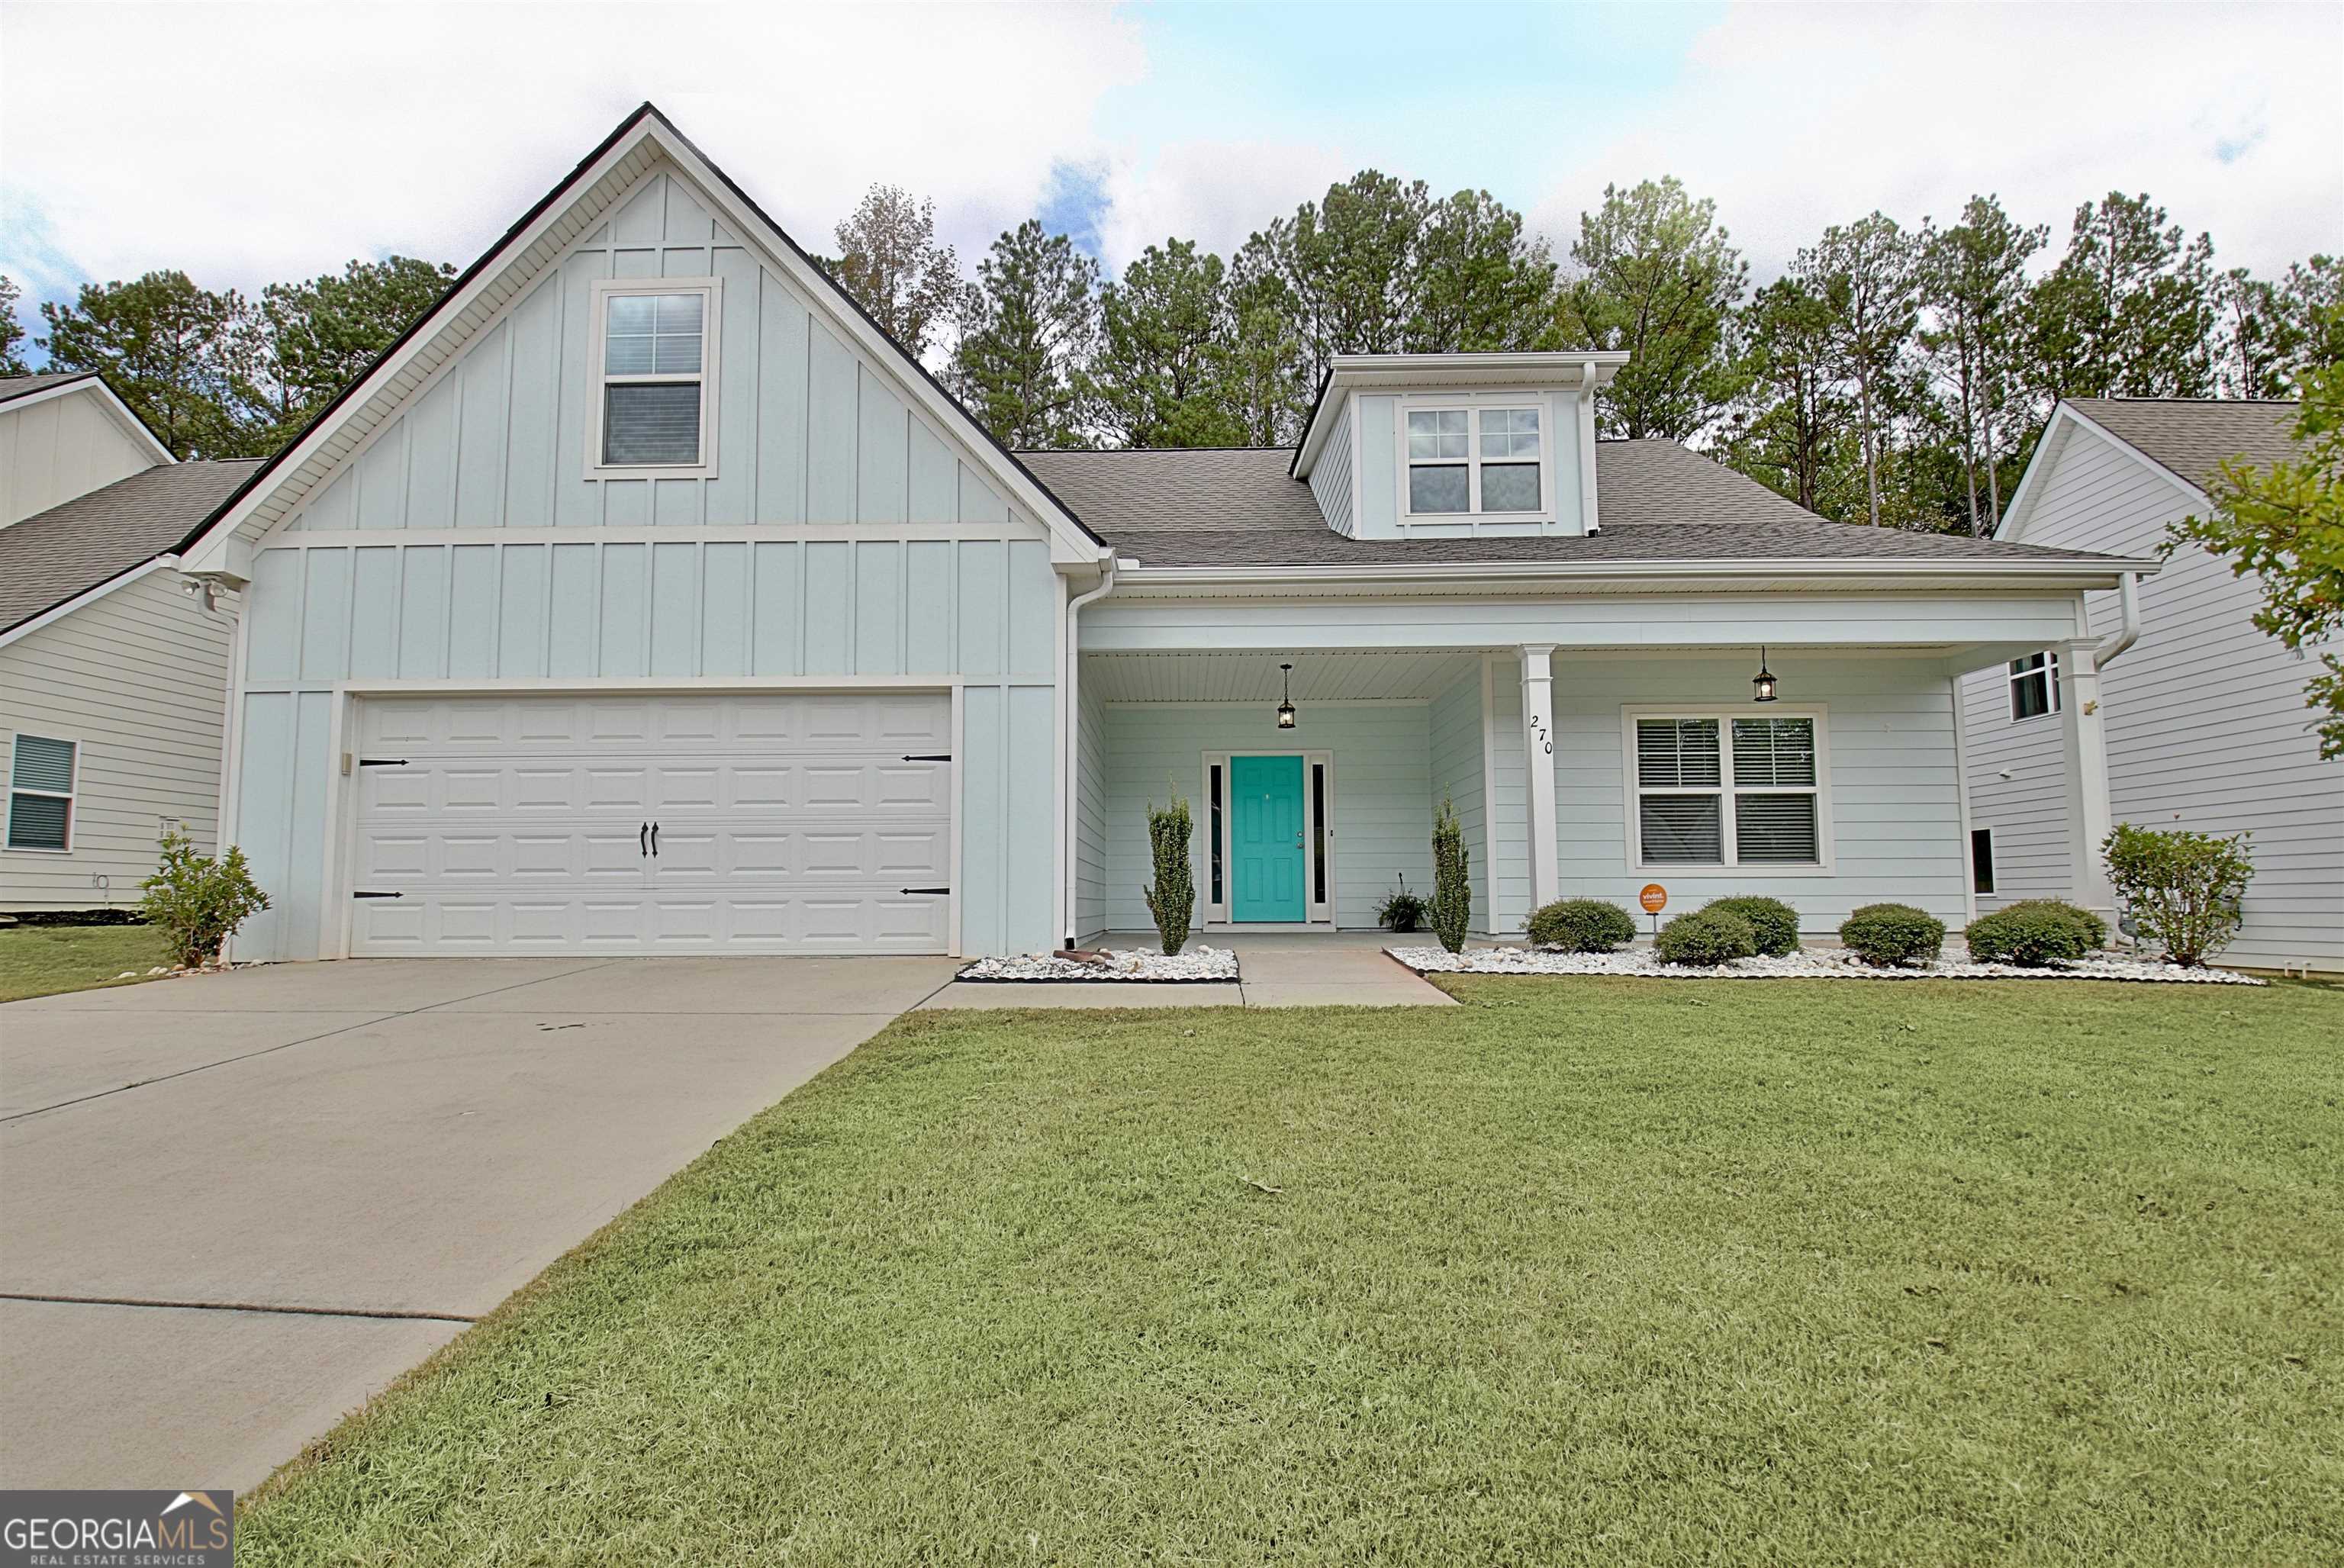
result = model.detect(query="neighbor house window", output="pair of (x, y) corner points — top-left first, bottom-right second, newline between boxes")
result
(1631, 712), (1824, 868)
(590, 278), (720, 475)
(2009, 652), (2059, 720)
(1971, 828), (1995, 895)
(7, 734), (76, 852)
(1405, 404), (1544, 515)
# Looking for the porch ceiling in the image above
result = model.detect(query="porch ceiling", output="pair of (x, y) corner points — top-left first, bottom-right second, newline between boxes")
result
(1083, 650), (1484, 703)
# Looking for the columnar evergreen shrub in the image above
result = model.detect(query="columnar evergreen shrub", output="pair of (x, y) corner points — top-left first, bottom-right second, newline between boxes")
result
(2103, 823), (2253, 967)
(139, 829), (270, 968)
(1703, 895), (1801, 957)
(1430, 796), (1471, 955)
(1655, 907), (1757, 966)
(1141, 789), (1195, 956)
(1839, 903), (1946, 968)
(1526, 899), (1637, 953)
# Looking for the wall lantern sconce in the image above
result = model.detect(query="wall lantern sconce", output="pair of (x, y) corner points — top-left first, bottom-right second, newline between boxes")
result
(1276, 662), (1297, 729)
(1752, 646), (1779, 704)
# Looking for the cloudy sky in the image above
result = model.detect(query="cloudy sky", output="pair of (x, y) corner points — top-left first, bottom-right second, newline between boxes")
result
(2, 1), (2339, 343)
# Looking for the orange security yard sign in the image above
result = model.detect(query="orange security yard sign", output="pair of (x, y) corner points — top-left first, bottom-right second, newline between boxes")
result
(1640, 884), (1668, 914)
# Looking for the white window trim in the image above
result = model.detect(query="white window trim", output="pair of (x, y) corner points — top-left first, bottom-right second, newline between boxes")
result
(1201, 749), (1336, 926)
(2008, 650), (2061, 723)
(585, 275), (723, 481)
(1395, 391), (1556, 526)
(1618, 704), (1835, 875)
(6, 732), (79, 855)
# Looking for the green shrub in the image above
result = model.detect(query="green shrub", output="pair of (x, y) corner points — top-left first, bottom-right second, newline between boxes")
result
(2104, 823), (2253, 968)
(139, 829), (269, 968)
(1995, 898), (2109, 951)
(1374, 875), (1428, 933)
(1141, 788), (1195, 956)
(1527, 898), (1638, 953)
(1654, 906), (1757, 966)
(1703, 895), (1800, 957)
(1838, 903), (1946, 968)
(1965, 906), (2092, 968)
(1430, 797), (1471, 955)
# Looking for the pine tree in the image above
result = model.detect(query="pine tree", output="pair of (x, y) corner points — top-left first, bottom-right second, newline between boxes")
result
(951, 220), (1099, 449)
(1556, 177), (1748, 440)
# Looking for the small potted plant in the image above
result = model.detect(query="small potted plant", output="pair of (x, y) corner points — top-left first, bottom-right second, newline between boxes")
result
(1374, 874), (1428, 933)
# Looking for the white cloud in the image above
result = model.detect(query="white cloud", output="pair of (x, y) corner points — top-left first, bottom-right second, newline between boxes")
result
(1094, 137), (1353, 272)
(1525, 2), (2343, 280)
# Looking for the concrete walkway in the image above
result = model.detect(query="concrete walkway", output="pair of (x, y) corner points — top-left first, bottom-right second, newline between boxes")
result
(917, 932), (1455, 1009)
(0, 954), (957, 1492)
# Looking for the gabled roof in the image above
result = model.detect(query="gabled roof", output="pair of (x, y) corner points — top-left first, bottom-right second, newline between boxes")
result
(0, 371), (101, 404)
(182, 102), (1105, 574)
(0, 370), (178, 467)
(2065, 398), (2302, 495)
(0, 459), (262, 636)
(1019, 439), (2133, 571)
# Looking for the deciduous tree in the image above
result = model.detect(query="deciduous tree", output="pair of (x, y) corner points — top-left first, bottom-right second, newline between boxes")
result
(827, 184), (961, 361)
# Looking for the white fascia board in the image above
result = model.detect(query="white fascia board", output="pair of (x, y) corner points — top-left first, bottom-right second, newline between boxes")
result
(0, 555), (182, 650)
(1294, 353), (1631, 478)
(0, 376), (176, 468)
(1999, 402), (2207, 543)
(1106, 554), (2160, 595)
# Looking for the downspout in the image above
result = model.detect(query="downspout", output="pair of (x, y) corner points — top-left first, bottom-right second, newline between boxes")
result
(2094, 569), (2143, 668)
(1577, 361), (1602, 536)
(1061, 561), (1118, 950)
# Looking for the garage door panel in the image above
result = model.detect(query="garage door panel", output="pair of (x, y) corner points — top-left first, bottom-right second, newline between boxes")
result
(351, 694), (952, 955)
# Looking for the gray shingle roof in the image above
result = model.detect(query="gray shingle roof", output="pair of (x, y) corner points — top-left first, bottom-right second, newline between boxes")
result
(2068, 398), (2302, 494)
(0, 460), (262, 634)
(0, 370), (101, 405)
(1017, 438), (2127, 568)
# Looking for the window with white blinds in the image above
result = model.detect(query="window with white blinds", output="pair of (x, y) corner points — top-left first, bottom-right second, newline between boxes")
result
(1631, 712), (1824, 868)
(589, 279), (720, 475)
(7, 733), (77, 852)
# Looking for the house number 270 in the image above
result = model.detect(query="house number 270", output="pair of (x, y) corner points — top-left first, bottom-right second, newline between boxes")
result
(1529, 715), (1553, 755)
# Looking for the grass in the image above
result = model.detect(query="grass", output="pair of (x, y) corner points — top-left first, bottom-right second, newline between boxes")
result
(0, 921), (172, 1002)
(240, 979), (2341, 1566)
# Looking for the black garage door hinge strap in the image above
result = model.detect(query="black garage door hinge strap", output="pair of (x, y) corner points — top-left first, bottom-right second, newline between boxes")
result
(900, 887), (951, 896)
(901, 753), (951, 761)
(352, 890), (404, 900)
(357, 757), (408, 767)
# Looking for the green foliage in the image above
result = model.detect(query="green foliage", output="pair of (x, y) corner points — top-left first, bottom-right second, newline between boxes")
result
(1373, 875), (1428, 934)
(1084, 239), (1251, 449)
(1526, 898), (1637, 954)
(827, 184), (961, 360)
(2169, 352), (2344, 758)
(39, 271), (256, 457)
(1429, 796), (1471, 955)
(0, 274), (27, 375)
(1798, 212), (1923, 528)
(2025, 192), (2215, 401)
(1918, 197), (2046, 534)
(1655, 906), (1758, 966)
(138, 829), (269, 968)
(1995, 898), (2108, 951)
(1141, 788), (1195, 956)
(1838, 903), (1946, 968)
(2103, 823), (2253, 968)
(252, 256), (454, 444)
(1703, 896), (1801, 957)
(952, 220), (1100, 449)
(1965, 904), (2097, 968)
(1556, 177), (1749, 441)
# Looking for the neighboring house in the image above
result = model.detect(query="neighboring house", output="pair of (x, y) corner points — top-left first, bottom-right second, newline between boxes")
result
(1960, 399), (2342, 973)
(0, 372), (258, 913)
(176, 105), (2152, 962)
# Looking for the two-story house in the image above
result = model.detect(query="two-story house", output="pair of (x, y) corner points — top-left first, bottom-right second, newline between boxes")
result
(176, 105), (2155, 961)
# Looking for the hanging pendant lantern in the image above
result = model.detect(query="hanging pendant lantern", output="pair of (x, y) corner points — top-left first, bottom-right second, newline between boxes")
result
(1276, 662), (1297, 729)
(1752, 646), (1779, 704)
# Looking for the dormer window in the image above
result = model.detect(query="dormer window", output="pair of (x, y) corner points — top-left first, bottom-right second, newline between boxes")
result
(588, 277), (722, 478)
(1405, 402), (1544, 517)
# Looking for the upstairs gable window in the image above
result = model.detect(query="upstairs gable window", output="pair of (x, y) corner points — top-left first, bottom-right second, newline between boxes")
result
(589, 278), (721, 476)
(1405, 404), (1544, 516)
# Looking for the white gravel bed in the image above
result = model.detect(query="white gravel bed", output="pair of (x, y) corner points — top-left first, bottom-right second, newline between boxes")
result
(1386, 944), (2264, 984)
(957, 946), (1239, 984)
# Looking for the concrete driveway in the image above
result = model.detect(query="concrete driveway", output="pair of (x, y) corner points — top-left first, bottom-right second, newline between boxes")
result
(0, 955), (956, 1492)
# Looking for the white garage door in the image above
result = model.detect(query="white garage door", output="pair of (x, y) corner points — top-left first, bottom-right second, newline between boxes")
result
(349, 694), (952, 955)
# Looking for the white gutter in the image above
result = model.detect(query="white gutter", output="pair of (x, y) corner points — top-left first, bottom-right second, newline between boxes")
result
(1111, 555), (2162, 591)
(1059, 563), (1117, 949)
(2094, 568), (2145, 668)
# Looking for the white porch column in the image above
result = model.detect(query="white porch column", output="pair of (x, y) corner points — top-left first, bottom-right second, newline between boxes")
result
(1519, 644), (1561, 910)
(2057, 639), (2117, 914)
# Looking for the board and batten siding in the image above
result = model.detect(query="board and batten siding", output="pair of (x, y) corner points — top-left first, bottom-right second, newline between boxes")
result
(1099, 703), (1434, 932)
(1, 385), (166, 530)
(1, 571), (238, 912)
(1962, 423), (2344, 970)
(275, 168), (1038, 539)
(230, 536), (1061, 961)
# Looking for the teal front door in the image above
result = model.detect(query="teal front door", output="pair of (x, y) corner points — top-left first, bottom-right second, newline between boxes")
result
(1231, 754), (1307, 922)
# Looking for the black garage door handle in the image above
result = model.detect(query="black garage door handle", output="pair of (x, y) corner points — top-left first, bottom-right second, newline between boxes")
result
(901, 886), (950, 895)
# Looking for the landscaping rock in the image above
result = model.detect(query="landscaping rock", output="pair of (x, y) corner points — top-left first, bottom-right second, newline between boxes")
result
(1387, 943), (2264, 984)
(960, 947), (1239, 984)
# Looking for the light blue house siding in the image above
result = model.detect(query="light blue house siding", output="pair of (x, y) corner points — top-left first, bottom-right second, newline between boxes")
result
(1427, 668), (1490, 933)
(1347, 390), (1587, 539)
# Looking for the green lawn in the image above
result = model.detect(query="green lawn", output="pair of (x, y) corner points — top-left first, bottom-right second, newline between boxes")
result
(241, 979), (2340, 1566)
(0, 922), (172, 1002)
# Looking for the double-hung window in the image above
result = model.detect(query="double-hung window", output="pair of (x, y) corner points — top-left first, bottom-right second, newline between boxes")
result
(2008, 652), (2059, 720)
(7, 734), (77, 852)
(589, 278), (721, 476)
(1631, 711), (1824, 868)
(1405, 404), (1544, 515)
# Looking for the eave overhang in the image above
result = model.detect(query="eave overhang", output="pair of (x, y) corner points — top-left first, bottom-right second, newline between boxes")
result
(1292, 351), (1631, 479)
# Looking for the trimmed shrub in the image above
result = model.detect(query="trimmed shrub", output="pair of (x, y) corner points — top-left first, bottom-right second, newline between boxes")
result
(1839, 903), (1946, 968)
(1703, 895), (1800, 957)
(1374, 875), (1428, 933)
(1995, 898), (2109, 951)
(139, 829), (269, 968)
(2104, 823), (2252, 968)
(1430, 796), (1472, 955)
(1141, 788), (1195, 956)
(1527, 898), (1638, 954)
(1965, 906), (2094, 968)
(1655, 906), (1757, 967)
